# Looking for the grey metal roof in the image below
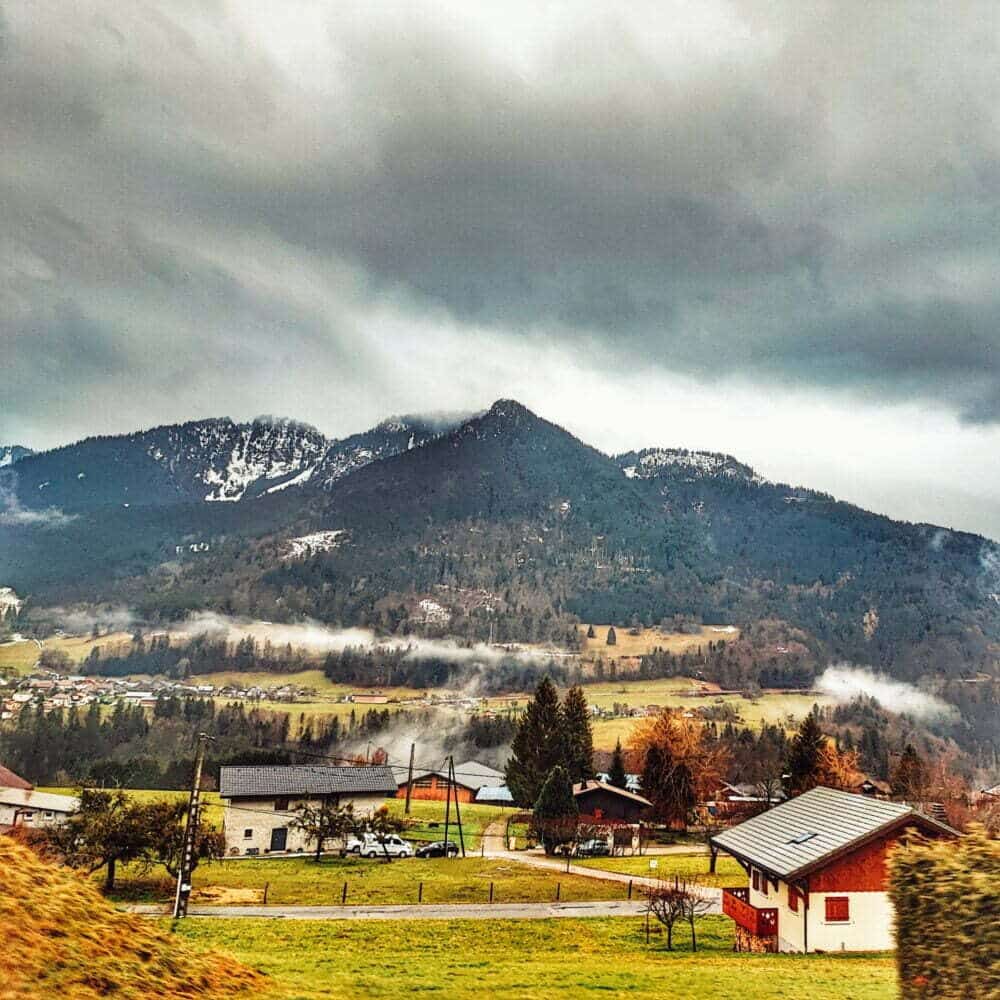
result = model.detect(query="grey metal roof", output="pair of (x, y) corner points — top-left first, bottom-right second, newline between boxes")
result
(219, 765), (397, 799)
(710, 786), (953, 878)
(454, 761), (507, 788)
(389, 760), (507, 791)
(475, 785), (514, 804)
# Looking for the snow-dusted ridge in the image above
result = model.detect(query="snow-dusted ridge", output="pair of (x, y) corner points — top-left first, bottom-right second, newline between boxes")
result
(618, 448), (767, 484)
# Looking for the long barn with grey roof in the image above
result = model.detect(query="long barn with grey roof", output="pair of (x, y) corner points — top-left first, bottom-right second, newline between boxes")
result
(219, 764), (396, 856)
(710, 786), (957, 954)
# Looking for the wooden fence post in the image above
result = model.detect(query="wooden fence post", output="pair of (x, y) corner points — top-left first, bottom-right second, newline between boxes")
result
(342, 882), (348, 905)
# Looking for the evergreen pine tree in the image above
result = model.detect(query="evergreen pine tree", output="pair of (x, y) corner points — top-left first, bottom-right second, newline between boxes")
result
(586, 624), (596, 639)
(608, 738), (628, 789)
(561, 686), (594, 782)
(786, 714), (826, 794)
(606, 626), (617, 646)
(505, 677), (566, 807)
(532, 765), (579, 855)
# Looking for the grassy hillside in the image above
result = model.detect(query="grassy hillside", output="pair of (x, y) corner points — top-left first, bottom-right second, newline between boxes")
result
(0, 836), (261, 1000)
(179, 916), (898, 1000)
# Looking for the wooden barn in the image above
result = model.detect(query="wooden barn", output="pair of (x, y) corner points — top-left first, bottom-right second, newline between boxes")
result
(711, 786), (957, 954)
(572, 778), (652, 822)
(393, 761), (507, 804)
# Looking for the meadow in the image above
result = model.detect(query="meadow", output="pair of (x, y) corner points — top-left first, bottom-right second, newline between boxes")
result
(577, 624), (741, 660)
(177, 916), (898, 1000)
(112, 854), (626, 907)
(572, 852), (745, 889)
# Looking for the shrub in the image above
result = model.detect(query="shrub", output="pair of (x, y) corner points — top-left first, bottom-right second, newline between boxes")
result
(889, 826), (999, 999)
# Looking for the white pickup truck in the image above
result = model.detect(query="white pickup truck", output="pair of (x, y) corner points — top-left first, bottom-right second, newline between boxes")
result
(345, 833), (414, 859)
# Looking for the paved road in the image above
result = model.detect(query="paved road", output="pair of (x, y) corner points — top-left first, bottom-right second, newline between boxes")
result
(479, 820), (721, 904)
(126, 900), (652, 921)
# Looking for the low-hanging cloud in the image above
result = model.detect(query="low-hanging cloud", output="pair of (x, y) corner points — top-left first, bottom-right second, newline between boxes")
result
(0, 480), (76, 528)
(179, 612), (553, 669)
(816, 664), (958, 721)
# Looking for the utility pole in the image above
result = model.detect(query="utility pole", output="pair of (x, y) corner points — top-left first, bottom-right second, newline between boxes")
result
(449, 756), (466, 857)
(172, 732), (213, 919)
(404, 743), (416, 815)
(442, 758), (451, 852)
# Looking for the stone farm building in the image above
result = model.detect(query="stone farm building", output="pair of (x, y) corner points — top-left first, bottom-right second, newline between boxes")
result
(0, 788), (79, 829)
(711, 786), (957, 953)
(219, 764), (397, 856)
(392, 760), (510, 804)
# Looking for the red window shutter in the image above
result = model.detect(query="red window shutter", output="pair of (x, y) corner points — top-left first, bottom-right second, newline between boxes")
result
(825, 896), (849, 921)
(789, 890), (799, 913)
(752, 871), (760, 891)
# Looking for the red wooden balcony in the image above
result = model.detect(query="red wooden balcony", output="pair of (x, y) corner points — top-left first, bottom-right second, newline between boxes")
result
(722, 887), (778, 937)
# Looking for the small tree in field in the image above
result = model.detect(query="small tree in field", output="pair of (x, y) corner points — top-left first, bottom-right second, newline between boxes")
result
(141, 798), (226, 877)
(606, 626), (617, 646)
(291, 800), (358, 862)
(647, 882), (714, 951)
(47, 788), (149, 892)
(532, 766), (579, 855)
(646, 885), (688, 950)
(586, 624), (596, 639)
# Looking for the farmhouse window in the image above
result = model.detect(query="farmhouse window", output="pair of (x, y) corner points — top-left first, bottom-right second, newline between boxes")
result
(759, 876), (768, 897)
(274, 798), (289, 811)
(243, 829), (253, 839)
(825, 896), (850, 922)
(752, 870), (760, 891)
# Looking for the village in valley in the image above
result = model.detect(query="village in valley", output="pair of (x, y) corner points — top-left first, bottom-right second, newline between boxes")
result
(4, 4), (1000, 998)
(2, 600), (998, 999)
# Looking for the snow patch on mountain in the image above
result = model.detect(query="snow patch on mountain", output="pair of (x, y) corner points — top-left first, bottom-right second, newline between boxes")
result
(619, 448), (767, 484)
(286, 530), (347, 559)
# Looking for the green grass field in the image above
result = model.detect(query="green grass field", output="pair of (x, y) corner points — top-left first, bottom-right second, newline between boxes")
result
(573, 852), (745, 889)
(381, 798), (515, 849)
(112, 855), (626, 907)
(177, 916), (898, 999)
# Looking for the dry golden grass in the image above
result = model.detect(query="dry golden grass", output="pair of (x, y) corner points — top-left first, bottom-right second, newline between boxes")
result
(0, 836), (263, 1000)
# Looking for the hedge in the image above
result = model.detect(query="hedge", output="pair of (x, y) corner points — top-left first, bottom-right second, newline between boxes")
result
(888, 825), (998, 999)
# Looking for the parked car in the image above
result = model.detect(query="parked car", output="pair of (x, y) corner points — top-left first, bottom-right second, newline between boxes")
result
(575, 838), (611, 857)
(348, 833), (414, 859)
(415, 840), (459, 858)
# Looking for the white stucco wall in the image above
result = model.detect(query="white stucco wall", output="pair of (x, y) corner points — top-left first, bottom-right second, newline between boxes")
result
(748, 866), (895, 953)
(222, 792), (386, 855)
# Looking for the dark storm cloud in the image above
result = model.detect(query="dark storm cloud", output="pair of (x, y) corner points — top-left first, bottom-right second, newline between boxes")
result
(3, 1), (1000, 444)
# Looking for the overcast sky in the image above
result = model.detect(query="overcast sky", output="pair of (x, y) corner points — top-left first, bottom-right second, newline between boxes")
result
(3, 1), (1000, 537)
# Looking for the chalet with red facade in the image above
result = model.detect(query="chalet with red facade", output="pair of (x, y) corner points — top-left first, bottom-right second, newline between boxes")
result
(711, 786), (957, 953)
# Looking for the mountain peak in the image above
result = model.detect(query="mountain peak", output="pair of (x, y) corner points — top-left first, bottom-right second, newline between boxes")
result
(486, 399), (534, 420)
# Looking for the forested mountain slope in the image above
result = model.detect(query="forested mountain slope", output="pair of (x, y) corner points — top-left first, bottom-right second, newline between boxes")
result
(2, 401), (998, 685)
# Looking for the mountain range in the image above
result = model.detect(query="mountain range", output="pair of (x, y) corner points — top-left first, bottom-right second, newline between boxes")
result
(2, 400), (999, 690)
